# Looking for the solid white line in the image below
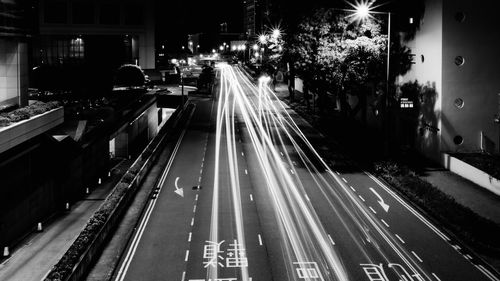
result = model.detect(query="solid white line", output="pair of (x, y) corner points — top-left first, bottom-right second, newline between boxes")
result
(478, 265), (500, 281)
(191, 218), (194, 226)
(432, 273), (441, 281)
(328, 234), (336, 245)
(412, 251), (423, 263)
(185, 250), (189, 262)
(188, 232), (192, 242)
(342, 177), (348, 183)
(258, 234), (263, 246)
(381, 219), (389, 228)
(245, 169), (248, 174)
(250, 194), (253, 201)
(369, 207), (377, 214)
(359, 195), (365, 202)
(349, 186), (356, 192)
(366, 172), (451, 242)
(395, 234), (405, 244)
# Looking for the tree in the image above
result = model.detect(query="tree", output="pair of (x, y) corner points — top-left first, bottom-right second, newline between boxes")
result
(287, 8), (387, 117)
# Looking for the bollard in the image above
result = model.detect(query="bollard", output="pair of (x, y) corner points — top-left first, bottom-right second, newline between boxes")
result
(108, 171), (111, 177)
(65, 202), (70, 211)
(37, 222), (43, 232)
(85, 187), (90, 194)
(98, 178), (102, 185)
(3, 246), (9, 257)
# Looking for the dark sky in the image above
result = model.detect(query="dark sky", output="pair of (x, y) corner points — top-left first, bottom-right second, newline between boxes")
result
(156, 0), (243, 49)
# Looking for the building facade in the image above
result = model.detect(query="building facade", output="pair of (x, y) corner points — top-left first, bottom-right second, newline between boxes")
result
(34, 0), (155, 70)
(399, 0), (500, 161)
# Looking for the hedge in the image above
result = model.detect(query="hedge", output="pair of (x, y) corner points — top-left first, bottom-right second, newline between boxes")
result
(0, 101), (61, 127)
(374, 161), (500, 252)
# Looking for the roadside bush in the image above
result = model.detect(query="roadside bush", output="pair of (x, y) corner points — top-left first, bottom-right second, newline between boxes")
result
(115, 64), (146, 88)
(0, 116), (11, 127)
(0, 101), (62, 127)
(374, 161), (500, 251)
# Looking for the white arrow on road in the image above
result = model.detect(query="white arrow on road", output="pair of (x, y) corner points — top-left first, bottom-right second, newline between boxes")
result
(174, 177), (184, 197)
(369, 187), (389, 212)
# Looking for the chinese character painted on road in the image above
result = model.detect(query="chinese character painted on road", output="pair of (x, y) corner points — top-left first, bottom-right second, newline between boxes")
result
(293, 262), (324, 280)
(203, 240), (225, 268)
(361, 264), (389, 281)
(226, 240), (248, 268)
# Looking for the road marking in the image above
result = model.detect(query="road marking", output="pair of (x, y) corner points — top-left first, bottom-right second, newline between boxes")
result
(342, 177), (348, 183)
(381, 219), (389, 228)
(305, 194), (311, 202)
(188, 232), (192, 242)
(292, 161), (297, 165)
(198, 176), (202, 182)
(201, 162), (204, 168)
(369, 187), (390, 212)
(358, 195), (365, 202)
(241, 152), (245, 156)
(245, 169), (248, 174)
(280, 152), (284, 156)
(335, 171), (340, 175)
(464, 254), (473, 260)
(369, 206), (377, 214)
(191, 218), (194, 226)
(328, 234), (336, 245)
(349, 186), (356, 192)
(477, 265), (500, 281)
(193, 205), (197, 213)
(250, 194), (253, 201)
(258, 234), (263, 246)
(195, 194), (198, 201)
(185, 250), (190, 262)
(432, 273), (442, 281)
(200, 169), (203, 174)
(202, 157), (205, 162)
(290, 169), (295, 175)
(395, 234), (405, 244)
(412, 251), (423, 263)
(114, 107), (196, 281)
(366, 172), (451, 241)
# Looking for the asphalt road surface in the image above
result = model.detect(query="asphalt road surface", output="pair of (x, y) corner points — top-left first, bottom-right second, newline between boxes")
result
(112, 63), (498, 281)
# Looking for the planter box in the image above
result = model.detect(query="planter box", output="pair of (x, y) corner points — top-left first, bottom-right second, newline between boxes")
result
(442, 153), (500, 196)
(0, 107), (64, 154)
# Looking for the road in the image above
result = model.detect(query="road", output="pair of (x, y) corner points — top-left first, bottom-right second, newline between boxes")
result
(112, 63), (499, 281)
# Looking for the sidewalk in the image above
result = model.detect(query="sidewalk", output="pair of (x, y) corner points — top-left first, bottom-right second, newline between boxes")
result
(271, 81), (500, 269)
(0, 158), (133, 281)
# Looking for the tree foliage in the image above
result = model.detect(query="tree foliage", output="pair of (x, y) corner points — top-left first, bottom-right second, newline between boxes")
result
(287, 8), (388, 114)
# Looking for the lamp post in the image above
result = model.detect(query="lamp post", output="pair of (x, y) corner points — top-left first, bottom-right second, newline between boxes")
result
(353, 2), (391, 154)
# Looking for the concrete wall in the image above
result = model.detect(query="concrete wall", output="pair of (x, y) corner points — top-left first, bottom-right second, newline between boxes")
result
(441, 0), (500, 154)
(0, 38), (28, 107)
(399, 0), (443, 161)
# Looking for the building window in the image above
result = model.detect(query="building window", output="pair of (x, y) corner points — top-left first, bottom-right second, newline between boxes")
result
(44, 1), (67, 24)
(454, 98), (464, 109)
(455, 12), (466, 23)
(124, 4), (144, 25)
(100, 3), (120, 24)
(70, 38), (85, 59)
(453, 135), (464, 145)
(454, 56), (465, 66)
(72, 2), (95, 24)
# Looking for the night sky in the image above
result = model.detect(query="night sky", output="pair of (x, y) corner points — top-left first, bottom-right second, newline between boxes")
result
(156, 0), (243, 50)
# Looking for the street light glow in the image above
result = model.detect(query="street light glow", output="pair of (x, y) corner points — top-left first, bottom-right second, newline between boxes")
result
(253, 44), (259, 51)
(258, 34), (267, 44)
(347, 0), (376, 22)
(272, 29), (281, 38)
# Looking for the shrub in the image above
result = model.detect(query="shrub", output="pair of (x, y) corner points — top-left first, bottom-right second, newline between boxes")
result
(0, 116), (11, 127)
(115, 64), (146, 87)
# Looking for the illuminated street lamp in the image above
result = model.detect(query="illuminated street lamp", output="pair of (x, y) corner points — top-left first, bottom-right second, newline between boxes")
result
(253, 44), (259, 51)
(258, 34), (267, 44)
(352, 0), (392, 154)
(219, 45), (224, 51)
(272, 28), (281, 39)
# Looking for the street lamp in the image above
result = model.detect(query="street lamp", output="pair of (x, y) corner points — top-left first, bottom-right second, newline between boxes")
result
(353, 1), (392, 154)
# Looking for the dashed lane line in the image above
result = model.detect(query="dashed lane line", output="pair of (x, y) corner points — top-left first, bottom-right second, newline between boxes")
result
(411, 251), (423, 263)
(188, 232), (192, 242)
(381, 219), (389, 228)
(191, 218), (195, 227)
(342, 177), (348, 183)
(258, 234), (263, 246)
(432, 273), (441, 281)
(185, 250), (190, 262)
(328, 234), (336, 245)
(369, 206), (377, 214)
(349, 186), (356, 192)
(250, 194), (253, 201)
(395, 234), (405, 244)
(358, 195), (365, 202)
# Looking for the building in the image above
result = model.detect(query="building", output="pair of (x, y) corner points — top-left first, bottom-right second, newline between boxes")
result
(398, 0), (500, 162)
(0, 0), (35, 108)
(243, 0), (263, 38)
(34, 0), (155, 70)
